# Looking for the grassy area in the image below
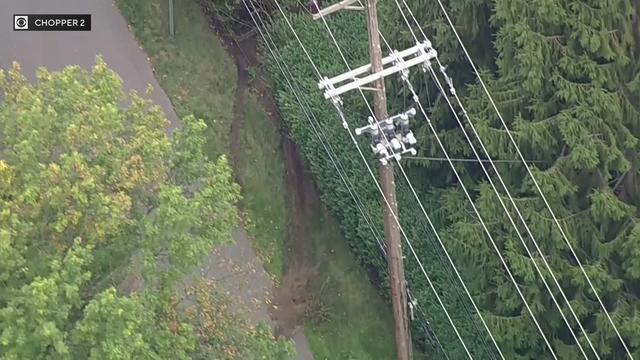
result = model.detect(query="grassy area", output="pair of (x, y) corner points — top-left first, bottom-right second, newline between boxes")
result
(116, 0), (236, 156)
(117, 0), (286, 278)
(238, 93), (287, 279)
(304, 209), (397, 359)
(117, 1), (395, 358)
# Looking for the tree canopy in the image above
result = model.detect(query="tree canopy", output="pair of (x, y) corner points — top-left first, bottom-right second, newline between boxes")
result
(0, 59), (293, 359)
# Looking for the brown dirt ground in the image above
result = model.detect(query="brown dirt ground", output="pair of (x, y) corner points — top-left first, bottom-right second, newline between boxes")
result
(199, 1), (324, 355)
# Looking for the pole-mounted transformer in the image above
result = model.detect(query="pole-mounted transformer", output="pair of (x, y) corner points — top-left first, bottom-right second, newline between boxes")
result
(354, 108), (418, 165)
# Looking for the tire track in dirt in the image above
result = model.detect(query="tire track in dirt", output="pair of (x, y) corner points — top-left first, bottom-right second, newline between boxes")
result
(199, 2), (319, 359)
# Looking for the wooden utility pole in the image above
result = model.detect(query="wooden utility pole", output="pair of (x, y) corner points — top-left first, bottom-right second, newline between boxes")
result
(365, 1), (412, 359)
(314, 0), (416, 357)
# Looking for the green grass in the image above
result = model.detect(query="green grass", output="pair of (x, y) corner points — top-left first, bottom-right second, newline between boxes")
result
(116, 0), (286, 277)
(117, 1), (395, 357)
(305, 209), (396, 360)
(117, 0), (237, 156)
(239, 93), (287, 279)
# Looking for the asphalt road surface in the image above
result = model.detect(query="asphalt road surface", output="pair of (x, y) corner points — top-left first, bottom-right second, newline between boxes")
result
(0, 0), (179, 131)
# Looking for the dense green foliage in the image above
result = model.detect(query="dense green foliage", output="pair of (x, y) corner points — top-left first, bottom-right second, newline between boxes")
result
(117, 0), (398, 357)
(0, 60), (292, 359)
(214, 0), (640, 358)
(426, 1), (640, 359)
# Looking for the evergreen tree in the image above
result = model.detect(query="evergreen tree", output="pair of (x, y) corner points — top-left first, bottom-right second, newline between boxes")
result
(420, 0), (640, 358)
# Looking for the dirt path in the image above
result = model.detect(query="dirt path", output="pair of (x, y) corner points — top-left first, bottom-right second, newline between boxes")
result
(226, 31), (325, 360)
(227, 32), (248, 189)
(199, 2), (321, 359)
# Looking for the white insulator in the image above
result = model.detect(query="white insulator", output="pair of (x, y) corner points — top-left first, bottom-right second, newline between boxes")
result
(405, 132), (417, 145)
(391, 138), (402, 150)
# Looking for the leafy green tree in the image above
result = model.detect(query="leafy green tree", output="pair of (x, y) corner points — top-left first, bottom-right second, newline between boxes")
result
(72, 288), (195, 360)
(0, 59), (292, 359)
(0, 241), (92, 359)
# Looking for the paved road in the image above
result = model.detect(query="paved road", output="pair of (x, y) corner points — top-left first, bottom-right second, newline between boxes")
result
(0, 0), (179, 131)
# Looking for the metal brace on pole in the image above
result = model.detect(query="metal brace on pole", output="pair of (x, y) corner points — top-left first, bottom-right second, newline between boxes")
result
(312, 0), (365, 20)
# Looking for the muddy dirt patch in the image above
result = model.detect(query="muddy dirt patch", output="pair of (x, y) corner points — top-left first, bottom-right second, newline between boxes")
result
(199, 1), (322, 356)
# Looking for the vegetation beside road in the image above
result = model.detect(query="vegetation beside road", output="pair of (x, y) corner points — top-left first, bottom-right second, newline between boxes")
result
(117, 0), (397, 359)
(0, 59), (293, 359)
(303, 211), (396, 360)
(117, 0), (237, 157)
(238, 93), (287, 278)
(117, 0), (290, 279)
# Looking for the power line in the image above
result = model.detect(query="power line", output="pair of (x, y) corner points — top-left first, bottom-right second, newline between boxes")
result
(312, 3), (509, 358)
(268, 0), (477, 356)
(425, 1), (634, 357)
(312, 3), (475, 357)
(358, 18), (501, 360)
(312, 5), (478, 358)
(243, 1), (449, 358)
(404, 156), (545, 164)
(391, 1), (598, 358)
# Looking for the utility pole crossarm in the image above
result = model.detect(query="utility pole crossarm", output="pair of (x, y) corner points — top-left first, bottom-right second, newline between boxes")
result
(312, 0), (364, 20)
(319, 43), (436, 99)
(319, 42), (432, 88)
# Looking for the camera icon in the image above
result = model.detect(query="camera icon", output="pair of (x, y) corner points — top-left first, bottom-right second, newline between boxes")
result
(14, 15), (29, 30)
